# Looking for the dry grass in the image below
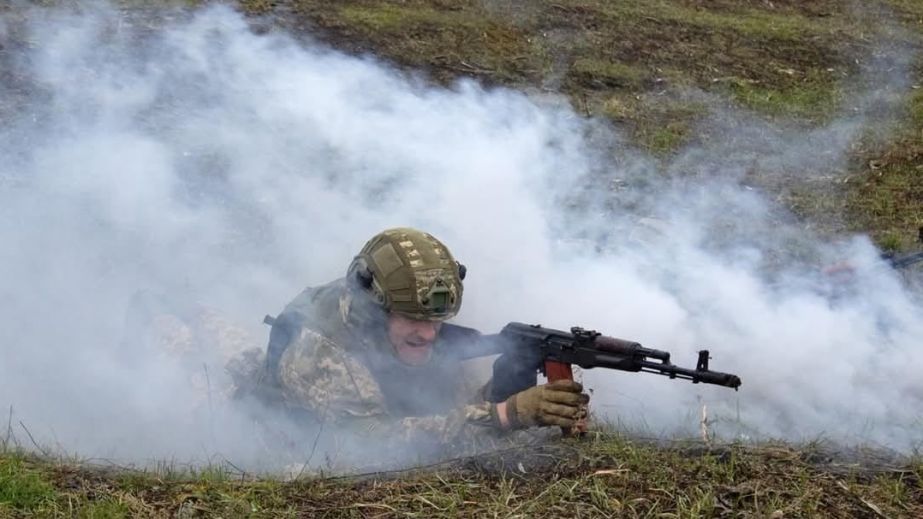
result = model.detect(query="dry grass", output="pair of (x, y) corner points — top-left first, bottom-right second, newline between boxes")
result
(2, 435), (922, 518)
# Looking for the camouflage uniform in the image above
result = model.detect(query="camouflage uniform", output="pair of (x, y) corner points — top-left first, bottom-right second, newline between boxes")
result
(129, 229), (584, 467)
(247, 277), (507, 456)
(125, 289), (259, 404)
(234, 228), (520, 458)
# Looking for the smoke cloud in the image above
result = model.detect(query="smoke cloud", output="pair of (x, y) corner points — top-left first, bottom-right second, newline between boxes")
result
(0, 2), (920, 469)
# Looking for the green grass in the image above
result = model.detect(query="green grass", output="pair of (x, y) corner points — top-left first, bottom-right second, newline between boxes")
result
(0, 453), (56, 513)
(332, 3), (534, 84)
(3, 436), (920, 517)
(911, 87), (923, 126)
(339, 4), (455, 32)
(599, 0), (854, 41)
(566, 58), (648, 90)
(601, 94), (708, 153)
(883, 0), (923, 21)
(76, 500), (131, 519)
(845, 133), (923, 247)
(249, 1), (860, 115)
(725, 73), (843, 119)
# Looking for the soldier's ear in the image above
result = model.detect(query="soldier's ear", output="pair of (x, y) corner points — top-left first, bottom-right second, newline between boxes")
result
(457, 262), (467, 280)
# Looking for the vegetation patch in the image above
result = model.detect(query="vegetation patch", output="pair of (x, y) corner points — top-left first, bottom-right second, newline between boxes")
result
(722, 72), (843, 120)
(600, 0), (854, 41)
(2, 437), (922, 517)
(847, 136), (923, 247)
(566, 58), (648, 90)
(0, 453), (56, 513)
(339, 4), (456, 32)
(331, 3), (535, 84)
(911, 87), (923, 126)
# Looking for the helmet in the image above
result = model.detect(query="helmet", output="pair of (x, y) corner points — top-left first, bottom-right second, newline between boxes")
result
(347, 228), (465, 321)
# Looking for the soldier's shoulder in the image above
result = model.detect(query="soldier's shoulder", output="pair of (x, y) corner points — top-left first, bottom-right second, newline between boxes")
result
(278, 327), (385, 415)
(279, 326), (369, 382)
(282, 278), (346, 319)
(282, 326), (345, 363)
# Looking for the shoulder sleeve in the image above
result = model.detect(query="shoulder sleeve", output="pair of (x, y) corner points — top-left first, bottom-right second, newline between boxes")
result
(277, 328), (506, 449)
(278, 327), (385, 418)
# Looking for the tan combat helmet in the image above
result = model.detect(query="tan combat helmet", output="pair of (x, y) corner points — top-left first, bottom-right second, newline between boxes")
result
(347, 228), (465, 321)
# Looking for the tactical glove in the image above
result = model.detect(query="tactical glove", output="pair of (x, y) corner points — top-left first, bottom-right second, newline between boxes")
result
(503, 380), (589, 429)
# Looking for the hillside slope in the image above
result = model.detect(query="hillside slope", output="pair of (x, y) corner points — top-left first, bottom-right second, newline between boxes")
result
(1, 1), (922, 517)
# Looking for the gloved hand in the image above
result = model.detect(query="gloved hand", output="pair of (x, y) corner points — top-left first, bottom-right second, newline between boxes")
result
(503, 380), (589, 429)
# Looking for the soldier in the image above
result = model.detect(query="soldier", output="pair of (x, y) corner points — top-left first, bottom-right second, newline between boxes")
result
(241, 227), (589, 456)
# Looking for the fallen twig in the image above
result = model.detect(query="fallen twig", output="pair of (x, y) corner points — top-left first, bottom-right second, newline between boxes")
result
(455, 60), (495, 74)
(3, 405), (13, 448)
(19, 421), (50, 457)
(295, 414), (327, 480)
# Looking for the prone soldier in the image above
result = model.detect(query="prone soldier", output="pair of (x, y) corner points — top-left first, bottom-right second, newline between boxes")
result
(238, 228), (590, 456)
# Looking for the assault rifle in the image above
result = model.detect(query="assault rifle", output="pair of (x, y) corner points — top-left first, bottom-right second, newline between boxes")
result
(441, 322), (741, 403)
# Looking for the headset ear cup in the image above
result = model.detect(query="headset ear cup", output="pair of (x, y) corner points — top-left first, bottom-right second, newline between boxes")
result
(457, 262), (467, 281)
(354, 258), (374, 289)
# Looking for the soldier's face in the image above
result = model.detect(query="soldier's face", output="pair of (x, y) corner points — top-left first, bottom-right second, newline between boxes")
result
(387, 314), (442, 366)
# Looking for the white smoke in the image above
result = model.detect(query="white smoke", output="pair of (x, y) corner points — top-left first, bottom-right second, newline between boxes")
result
(0, 2), (920, 470)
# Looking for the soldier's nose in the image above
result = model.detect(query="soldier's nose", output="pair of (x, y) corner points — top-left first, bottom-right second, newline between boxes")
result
(414, 321), (438, 341)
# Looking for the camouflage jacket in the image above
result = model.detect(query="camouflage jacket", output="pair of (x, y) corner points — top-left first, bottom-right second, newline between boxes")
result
(253, 279), (507, 454)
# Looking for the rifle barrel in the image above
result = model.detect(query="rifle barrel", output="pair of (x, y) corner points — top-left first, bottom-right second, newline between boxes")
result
(639, 360), (742, 388)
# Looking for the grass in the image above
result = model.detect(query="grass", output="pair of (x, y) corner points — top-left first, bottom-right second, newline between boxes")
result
(599, 0), (856, 41)
(566, 58), (648, 90)
(330, 2), (536, 84)
(250, 0), (858, 113)
(845, 129), (923, 246)
(0, 454), (56, 513)
(339, 4), (454, 32)
(2, 435), (921, 517)
(724, 73), (844, 119)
